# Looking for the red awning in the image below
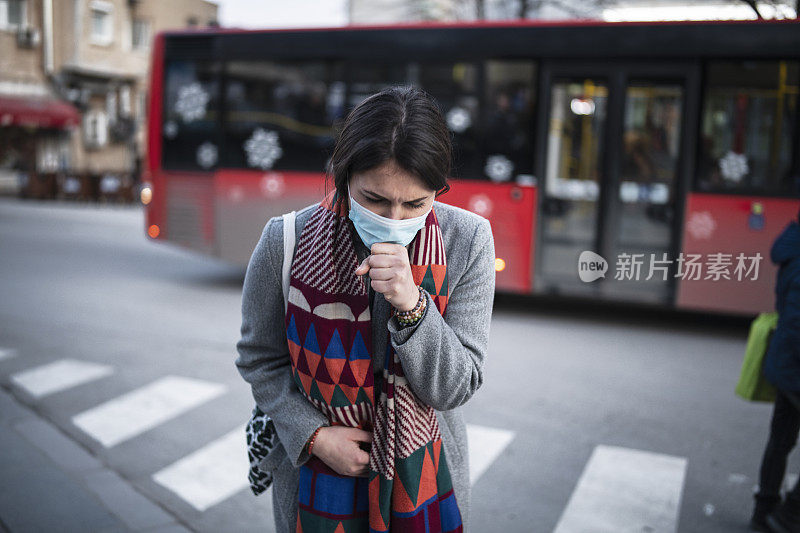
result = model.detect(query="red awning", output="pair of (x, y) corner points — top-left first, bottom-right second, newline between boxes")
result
(0, 95), (81, 130)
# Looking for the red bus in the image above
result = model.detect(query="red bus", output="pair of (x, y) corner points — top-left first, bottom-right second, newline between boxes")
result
(143, 18), (800, 316)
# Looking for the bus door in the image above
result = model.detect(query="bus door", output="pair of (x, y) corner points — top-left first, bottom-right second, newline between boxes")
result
(534, 61), (700, 305)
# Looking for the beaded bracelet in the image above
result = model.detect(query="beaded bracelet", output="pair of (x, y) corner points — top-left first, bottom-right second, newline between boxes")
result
(306, 426), (323, 456)
(395, 286), (428, 327)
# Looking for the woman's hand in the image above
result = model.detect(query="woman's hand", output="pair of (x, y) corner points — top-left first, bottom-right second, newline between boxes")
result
(311, 426), (373, 477)
(355, 243), (419, 311)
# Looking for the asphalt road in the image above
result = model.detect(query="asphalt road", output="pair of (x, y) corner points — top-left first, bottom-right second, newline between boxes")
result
(0, 196), (792, 533)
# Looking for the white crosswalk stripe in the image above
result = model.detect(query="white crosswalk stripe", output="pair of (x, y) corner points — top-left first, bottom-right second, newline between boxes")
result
(149, 421), (513, 512)
(72, 375), (226, 448)
(153, 425), (251, 512)
(0, 347), (18, 361)
(554, 445), (687, 533)
(466, 423), (516, 486)
(786, 473), (799, 493)
(5, 354), (516, 513)
(10, 358), (114, 398)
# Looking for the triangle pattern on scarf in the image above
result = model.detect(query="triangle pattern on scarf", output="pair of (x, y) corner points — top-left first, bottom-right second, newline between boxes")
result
(369, 475), (389, 531)
(324, 329), (347, 359)
(430, 264), (448, 295)
(392, 475), (416, 513)
(308, 379), (326, 403)
(296, 368), (312, 398)
(420, 265), (436, 296)
(303, 324), (320, 356)
(349, 330), (370, 360)
(325, 357), (346, 383)
(287, 313), (300, 344)
(305, 349), (322, 378)
(339, 383), (359, 405)
(417, 443), (439, 508)
(315, 380), (336, 405)
(287, 339), (301, 367)
(434, 440), (453, 493)
(295, 349), (312, 377)
(313, 356), (334, 384)
(396, 444), (425, 508)
(355, 386), (372, 407)
(338, 357), (359, 387)
(348, 358), (371, 387)
(330, 384), (350, 407)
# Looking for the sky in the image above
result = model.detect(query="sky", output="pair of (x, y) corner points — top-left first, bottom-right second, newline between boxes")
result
(213, 0), (348, 29)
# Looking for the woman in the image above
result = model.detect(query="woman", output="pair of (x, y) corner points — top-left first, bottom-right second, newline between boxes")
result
(750, 208), (800, 533)
(235, 85), (496, 532)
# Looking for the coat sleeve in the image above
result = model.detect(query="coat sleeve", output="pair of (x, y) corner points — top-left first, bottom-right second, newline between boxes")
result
(387, 217), (495, 411)
(235, 216), (329, 468)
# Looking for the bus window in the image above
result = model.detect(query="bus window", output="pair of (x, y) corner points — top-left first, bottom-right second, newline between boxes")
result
(697, 60), (799, 195)
(223, 60), (344, 172)
(162, 60), (221, 171)
(346, 62), (408, 110)
(416, 62), (481, 180)
(483, 60), (536, 184)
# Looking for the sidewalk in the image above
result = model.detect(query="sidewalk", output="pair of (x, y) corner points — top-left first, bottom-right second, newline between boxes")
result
(0, 387), (190, 533)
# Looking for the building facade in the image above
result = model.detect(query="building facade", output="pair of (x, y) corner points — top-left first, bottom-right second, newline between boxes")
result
(0, 0), (218, 200)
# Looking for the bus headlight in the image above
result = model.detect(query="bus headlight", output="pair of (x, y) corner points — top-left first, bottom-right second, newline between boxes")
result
(140, 182), (153, 205)
(495, 258), (506, 272)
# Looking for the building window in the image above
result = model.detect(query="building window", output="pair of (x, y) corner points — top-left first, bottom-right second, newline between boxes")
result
(84, 109), (109, 148)
(0, 0), (25, 30)
(106, 90), (117, 124)
(132, 18), (149, 50)
(37, 136), (70, 173)
(90, 0), (113, 46)
(120, 85), (131, 117)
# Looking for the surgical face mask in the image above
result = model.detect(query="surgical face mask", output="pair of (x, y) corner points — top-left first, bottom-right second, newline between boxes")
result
(347, 183), (431, 249)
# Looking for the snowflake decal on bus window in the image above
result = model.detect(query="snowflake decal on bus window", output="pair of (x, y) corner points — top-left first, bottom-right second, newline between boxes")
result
(163, 120), (178, 139)
(197, 142), (218, 169)
(686, 210), (717, 240)
(446, 107), (471, 133)
(484, 154), (513, 182)
(719, 151), (748, 184)
(244, 128), (283, 170)
(174, 82), (210, 122)
(468, 193), (493, 217)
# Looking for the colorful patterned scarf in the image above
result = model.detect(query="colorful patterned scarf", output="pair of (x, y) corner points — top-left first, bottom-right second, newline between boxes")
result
(284, 193), (462, 532)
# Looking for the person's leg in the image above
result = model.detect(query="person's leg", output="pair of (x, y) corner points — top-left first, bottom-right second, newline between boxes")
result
(753, 391), (800, 526)
(764, 390), (800, 532)
(784, 391), (800, 502)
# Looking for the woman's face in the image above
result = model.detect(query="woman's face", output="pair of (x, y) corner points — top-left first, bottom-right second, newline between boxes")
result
(349, 159), (436, 220)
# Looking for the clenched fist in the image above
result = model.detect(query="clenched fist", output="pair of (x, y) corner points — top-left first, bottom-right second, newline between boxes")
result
(354, 242), (420, 312)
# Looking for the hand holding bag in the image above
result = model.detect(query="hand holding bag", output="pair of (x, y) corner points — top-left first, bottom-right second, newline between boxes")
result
(245, 210), (296, 496)
(735, 311), (779, 403)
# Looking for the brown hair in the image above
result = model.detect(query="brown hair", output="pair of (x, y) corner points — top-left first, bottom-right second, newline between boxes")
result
(325, 85), (452, 211)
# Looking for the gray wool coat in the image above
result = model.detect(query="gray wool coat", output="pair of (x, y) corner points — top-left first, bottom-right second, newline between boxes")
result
(235, 200), (495, 532)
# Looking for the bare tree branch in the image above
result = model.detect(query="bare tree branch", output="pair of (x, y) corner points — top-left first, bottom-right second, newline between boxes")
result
(518, 0), (529, 18)
(740, 0), (764, 17)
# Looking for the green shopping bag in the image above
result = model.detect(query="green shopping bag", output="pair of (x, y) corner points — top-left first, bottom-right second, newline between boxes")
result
(735, 311), (779, 402)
